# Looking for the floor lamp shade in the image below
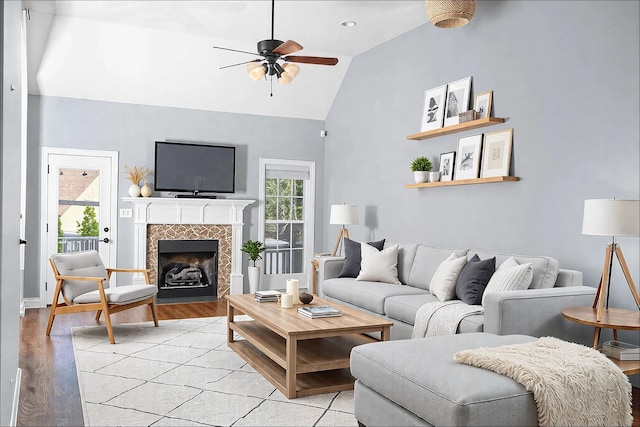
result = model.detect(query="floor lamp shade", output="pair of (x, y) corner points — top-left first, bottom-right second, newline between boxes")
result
(330, 204), (358, 225)
(582, 199), (640, 237)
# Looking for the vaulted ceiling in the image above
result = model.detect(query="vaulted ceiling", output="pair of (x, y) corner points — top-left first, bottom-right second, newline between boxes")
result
(24, 1), (428, 120)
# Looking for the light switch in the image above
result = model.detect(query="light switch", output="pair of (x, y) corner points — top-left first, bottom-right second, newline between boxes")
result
(120, 209), (133, 218)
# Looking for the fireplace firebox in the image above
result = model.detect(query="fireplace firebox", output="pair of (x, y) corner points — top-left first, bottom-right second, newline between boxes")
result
(157, 239), (218, 302)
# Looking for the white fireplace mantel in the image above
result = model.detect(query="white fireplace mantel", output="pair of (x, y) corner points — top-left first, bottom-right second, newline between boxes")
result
(123, 197), (255, 295)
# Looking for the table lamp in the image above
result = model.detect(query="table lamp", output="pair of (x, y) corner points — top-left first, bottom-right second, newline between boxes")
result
(582, 199), (640, 321)
(330, 204), (358, 256)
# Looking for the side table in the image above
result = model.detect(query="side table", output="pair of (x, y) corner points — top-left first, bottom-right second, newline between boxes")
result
(562, 306), (640, 375)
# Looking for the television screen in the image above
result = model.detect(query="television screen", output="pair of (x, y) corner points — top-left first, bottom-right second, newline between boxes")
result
(154, 142), (236, 194)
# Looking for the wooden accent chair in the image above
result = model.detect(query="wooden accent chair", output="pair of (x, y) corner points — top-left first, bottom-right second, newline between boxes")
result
(47, 250), (158, 344)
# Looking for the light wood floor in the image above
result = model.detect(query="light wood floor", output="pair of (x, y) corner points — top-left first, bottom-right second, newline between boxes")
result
(18, 301), (640, 426)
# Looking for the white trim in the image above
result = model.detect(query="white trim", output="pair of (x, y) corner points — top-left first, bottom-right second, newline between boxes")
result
(10, 368), (21, 427)
(258, 158), (315, 290)
(39, 147), (119, 307)
(23, 297), (41, 310)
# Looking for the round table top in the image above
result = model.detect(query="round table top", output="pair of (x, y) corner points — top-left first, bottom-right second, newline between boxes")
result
(562, 306), (640, 330)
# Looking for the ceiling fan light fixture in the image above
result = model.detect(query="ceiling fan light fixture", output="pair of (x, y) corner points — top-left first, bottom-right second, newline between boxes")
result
(249, 63), (267, 81)
(283, 62), (299, 78)
(426, 0), (476, 28)
(278, 73), (293, 85)
(247, 62), (261, 72)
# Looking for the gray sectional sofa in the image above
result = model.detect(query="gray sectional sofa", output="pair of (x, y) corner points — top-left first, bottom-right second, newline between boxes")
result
(317, 243), (597, 343)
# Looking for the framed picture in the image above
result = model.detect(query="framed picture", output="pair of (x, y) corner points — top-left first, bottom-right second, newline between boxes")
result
(455, 134), (483, 180)
(439, 151), (456, 182)
(444, 76), (472, 127)
(420, 84), (448, 132)
(474, 91), (493, 119)
(481, 128), (513, 178)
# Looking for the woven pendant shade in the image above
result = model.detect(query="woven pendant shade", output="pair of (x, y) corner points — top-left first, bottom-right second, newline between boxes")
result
(426, 0), (476, 28)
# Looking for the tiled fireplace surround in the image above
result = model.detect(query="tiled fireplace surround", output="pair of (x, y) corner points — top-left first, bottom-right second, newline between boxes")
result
(124, 197), (255, 296)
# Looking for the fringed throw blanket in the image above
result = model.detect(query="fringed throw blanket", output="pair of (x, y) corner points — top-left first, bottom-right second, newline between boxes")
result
(411, 300), (484, 338)
(454, 337), (633, 427)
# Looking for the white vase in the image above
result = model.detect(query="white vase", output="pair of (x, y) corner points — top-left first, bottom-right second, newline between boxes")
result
(128, 183), (141, 197)
(140, 182), (152, 197)
(429, 171), (441, 182)
(413, 171), (429, 183)
(248, 266), (261, 294)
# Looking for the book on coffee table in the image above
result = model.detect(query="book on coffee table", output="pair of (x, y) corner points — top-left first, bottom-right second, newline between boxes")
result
(255, 290), (281, 302)
(602, 340), (640, 360)
(297, 305), (342, 318)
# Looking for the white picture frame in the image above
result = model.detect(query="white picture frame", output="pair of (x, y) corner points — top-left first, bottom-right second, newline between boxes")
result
(420, 84), (448, 132)
(444, 77), (472, 127)
(439, 151), (456, 182)
(481, 128), (513, 178)
(455, 134), (483, 180)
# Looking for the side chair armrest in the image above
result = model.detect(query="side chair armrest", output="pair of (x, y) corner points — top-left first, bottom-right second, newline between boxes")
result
(106, 268), (151, 283)
(55, 274), (107, 283)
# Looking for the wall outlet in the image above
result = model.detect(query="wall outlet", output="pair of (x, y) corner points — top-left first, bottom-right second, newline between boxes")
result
(120, 209), (132, 218)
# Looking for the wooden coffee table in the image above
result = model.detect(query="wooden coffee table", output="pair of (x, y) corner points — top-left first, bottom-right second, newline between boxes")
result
(226, 294), (392, 399)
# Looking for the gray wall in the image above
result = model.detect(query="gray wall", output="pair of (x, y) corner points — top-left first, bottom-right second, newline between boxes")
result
(325, 0), (639, 345)
(1, 1), (23, 424)
(25, 96), (326, 297)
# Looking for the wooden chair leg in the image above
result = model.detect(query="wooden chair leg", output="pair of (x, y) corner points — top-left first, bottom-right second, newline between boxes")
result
(95, 310), (102, 321)
(45, 305), (57, 336)
(149, 298), (159, 327)
(101, 303), (115, 344)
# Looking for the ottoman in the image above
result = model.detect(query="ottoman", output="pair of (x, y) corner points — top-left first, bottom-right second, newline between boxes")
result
(350, 333), (539, 426)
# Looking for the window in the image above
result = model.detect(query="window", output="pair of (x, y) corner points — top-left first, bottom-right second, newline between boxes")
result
(259, 159), (315, 287)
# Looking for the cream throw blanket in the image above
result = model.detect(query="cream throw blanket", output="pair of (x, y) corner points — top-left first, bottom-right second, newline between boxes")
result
(411, 300), (484, 338)
(454, 337), (633, 427)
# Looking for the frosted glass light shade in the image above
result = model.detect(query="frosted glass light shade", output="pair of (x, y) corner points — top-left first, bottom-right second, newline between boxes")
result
(283, 63), (300, 77)
(582, 199), (640, 236)
(330, 204), (358, 225)
(249, 64), (266, 81)
(278, 73), (292, 85)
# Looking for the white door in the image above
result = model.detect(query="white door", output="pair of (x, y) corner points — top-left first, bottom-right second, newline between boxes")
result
(258, 159), (315, 291)
(41, 148), (118, 305)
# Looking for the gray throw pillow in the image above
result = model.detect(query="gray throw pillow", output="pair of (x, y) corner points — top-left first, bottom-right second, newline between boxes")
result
(338, 238), (385, 278)
(455, 254), (496, 305)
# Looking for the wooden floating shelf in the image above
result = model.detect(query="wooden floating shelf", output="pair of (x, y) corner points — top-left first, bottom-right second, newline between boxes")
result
(405, 176), (519, 189)
(406, 117), (506, 141)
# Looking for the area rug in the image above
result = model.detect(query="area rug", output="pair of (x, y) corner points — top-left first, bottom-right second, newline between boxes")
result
(72, 316), (357, 426)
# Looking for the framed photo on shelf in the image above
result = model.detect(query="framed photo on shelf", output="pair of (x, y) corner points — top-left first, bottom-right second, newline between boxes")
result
(444, 76), (472, 127)
(439, 151), (456, 182)
(481, 128), (513, 178)
(455, 134), (483, 180)
(474, 91), (493, 119)
(420, 84), (448, 132)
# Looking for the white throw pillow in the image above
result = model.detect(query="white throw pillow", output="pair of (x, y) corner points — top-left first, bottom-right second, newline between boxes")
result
(429, 252), (468, 301)
(482, 257), (533, 306)
(356, 243), (401, 285)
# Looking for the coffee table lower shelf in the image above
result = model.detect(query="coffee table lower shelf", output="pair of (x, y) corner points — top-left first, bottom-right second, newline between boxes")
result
(229, 320), (378, 398)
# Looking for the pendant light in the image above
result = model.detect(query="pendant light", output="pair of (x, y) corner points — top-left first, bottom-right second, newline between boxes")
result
(426, 0), (476, 28)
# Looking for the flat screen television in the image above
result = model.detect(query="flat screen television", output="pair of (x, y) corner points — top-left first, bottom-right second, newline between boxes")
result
(154, 141), (236, 195)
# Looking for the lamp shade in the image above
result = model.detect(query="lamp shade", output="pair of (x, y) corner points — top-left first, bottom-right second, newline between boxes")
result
(426, 0), (476, 28)
(582, 199), (640, 236)
(330, 204), (358, 225)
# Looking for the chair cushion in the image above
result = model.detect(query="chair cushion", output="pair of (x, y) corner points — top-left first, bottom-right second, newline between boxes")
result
(51, 250), (109, 301)
(73, 284), (157, 304)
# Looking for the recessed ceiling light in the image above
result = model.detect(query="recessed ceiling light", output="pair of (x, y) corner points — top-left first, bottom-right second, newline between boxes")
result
(340, 20), (357, 27)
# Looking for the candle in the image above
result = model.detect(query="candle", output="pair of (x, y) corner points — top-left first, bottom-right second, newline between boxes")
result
(281, 293), (293, 309)
(286, 278), (300, 304)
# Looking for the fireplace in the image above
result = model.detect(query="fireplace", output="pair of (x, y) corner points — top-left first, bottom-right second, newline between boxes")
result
(157, 239), (218, 301)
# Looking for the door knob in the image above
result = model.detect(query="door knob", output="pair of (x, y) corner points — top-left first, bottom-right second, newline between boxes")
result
(19, 239), (27, 245)
(103, 227), (109, 232)
(103, 238), (110, 243)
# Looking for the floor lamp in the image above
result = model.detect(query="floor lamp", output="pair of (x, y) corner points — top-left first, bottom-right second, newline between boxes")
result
(330, 204), (358, 256)
(582, 199), (640, 322)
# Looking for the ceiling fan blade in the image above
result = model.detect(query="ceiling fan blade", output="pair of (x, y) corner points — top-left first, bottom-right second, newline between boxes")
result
(213, 45), (261, 57)
(284, 56), (339, 66)
(273, 40), (303, 55)
(219, 59), (262, 70)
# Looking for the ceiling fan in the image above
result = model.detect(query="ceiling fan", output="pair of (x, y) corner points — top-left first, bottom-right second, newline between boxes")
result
(213, 0), (338, 93)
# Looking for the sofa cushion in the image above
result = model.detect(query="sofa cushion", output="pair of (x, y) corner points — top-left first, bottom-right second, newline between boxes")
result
(469, 249), (558, 289)
(395, 243), (418, 285)
(322, 278), (428, 315)
(429, 252), (468, 301)
(356, 243), (400, 285)
(482, 257), (533, 306)
(351, 333), (538, 427)
(338, 238), (385, 278)
(73, 284), (157, 304)
(406, 245), (468, 290)
(384, 294), (484, 333)
(455, 254), (496, 305)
